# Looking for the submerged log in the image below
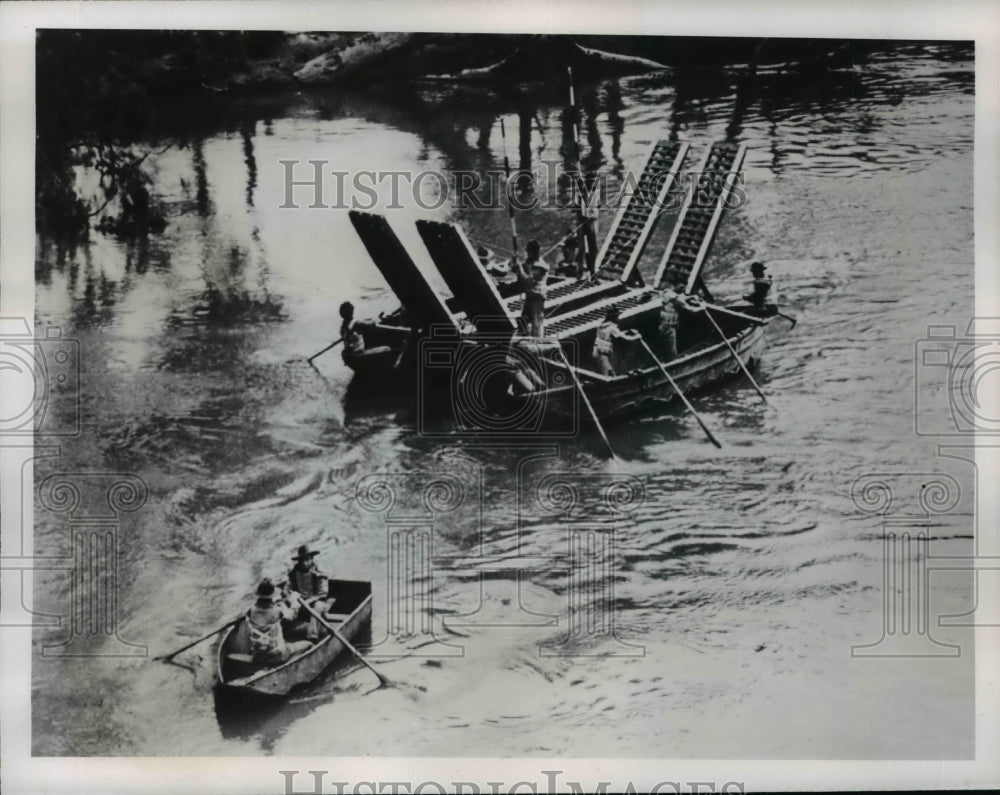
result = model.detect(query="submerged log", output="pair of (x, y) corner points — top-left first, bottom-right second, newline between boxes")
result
(293, 33), (417, 84)
(293, 33), (670, 86)
(421, 38), (669, 81)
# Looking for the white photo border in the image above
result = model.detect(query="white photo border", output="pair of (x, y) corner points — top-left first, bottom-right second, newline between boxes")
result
(2, 1), (998, 792)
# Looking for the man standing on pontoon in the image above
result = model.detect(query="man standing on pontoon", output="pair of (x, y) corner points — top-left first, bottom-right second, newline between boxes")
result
(513, 239), (549, 337)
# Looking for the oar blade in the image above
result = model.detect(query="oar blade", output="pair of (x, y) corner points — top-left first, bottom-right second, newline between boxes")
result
(299, 599), (402, 692)
(703, 310), (770, 405)
(637, 336), (725, 449)
(155, 615), (242, 663)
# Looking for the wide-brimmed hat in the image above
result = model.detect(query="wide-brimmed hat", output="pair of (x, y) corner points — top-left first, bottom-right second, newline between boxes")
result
(292, 544), (320, 562)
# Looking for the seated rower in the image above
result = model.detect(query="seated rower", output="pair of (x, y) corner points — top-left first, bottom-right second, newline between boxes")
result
(340, 301), (391, 361)
(285, 544), (335, 641)
(236, 578), (313, 668)
(744, 261), (773, 308)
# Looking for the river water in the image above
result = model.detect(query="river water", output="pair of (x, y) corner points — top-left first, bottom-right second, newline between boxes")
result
(32, 41), (976, 758)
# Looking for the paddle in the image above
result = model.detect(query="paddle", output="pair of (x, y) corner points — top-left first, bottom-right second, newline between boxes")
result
(701, 307), (770, 405)
(298, 598), (395, 690)
(307, 338), (342, 365)
(153, 616), (244, 663)
(555, 348), (617, 460)
(636, 337), (724, 449)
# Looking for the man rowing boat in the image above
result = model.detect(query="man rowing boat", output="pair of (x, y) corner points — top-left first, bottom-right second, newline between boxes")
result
(233, 578), (313, 667)
(744, 261), (773, 307)
(339, 301), (390, 361)
(288, 544), (327, 598)
(286, 544), (336, 641)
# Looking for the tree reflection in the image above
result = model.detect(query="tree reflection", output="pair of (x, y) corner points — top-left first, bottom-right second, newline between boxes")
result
(36, 30), (284, 247)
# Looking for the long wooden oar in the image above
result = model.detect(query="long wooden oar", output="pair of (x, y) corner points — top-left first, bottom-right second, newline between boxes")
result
(567, 67), (597, 279)
(703, 303), (768, 326)
(153, 616), (244, 662)
(706, 301), (796, 330)
(556, 348), (617, 460)
(307, 338), (342, 364)
(499, 119), (519, 258)
(636, 337), (723, 449)
(702, 308), (769, 404)
(299, 598), (394, 689)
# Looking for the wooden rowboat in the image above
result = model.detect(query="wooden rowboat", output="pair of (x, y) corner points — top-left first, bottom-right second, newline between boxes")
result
(214, 579), (372, 699)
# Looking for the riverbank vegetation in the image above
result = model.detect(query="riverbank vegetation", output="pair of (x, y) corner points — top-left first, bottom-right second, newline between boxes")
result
(36, 30), (853, 246)
(37, 31), (296, 244)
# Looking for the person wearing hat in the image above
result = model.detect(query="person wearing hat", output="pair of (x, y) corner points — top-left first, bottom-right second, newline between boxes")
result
(744, 261), (773, 308)
(286, 544), (333, 641)
(288, 544), (326, 598)
(592, 306), (639, 376)
(237, 578), (313, 667)
(513, 239), (550, 337)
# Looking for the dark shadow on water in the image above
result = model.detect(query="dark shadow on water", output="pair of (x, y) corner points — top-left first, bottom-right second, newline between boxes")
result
(342, 376), (419, 424)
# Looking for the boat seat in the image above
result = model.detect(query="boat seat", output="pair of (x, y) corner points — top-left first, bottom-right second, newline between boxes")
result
(322, 613), (350, 623)
(227, 653), (255, 664)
